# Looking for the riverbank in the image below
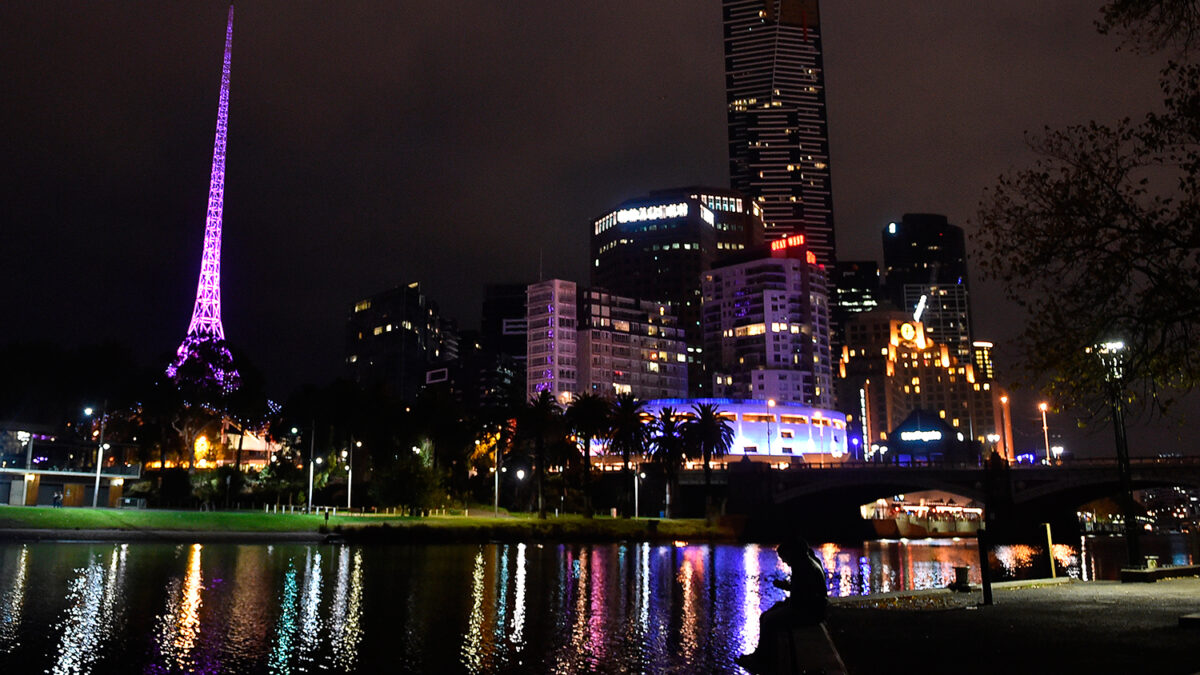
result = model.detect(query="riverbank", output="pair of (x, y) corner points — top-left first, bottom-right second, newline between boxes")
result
(0, 506), (736, 543)
(825, 577), (1200, 674)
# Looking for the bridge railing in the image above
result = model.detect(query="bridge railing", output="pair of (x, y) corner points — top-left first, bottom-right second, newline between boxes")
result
(675, 455), (1200, 474)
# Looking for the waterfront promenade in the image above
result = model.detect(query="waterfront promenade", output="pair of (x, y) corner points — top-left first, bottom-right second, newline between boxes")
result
(826, 578), (1200, 674)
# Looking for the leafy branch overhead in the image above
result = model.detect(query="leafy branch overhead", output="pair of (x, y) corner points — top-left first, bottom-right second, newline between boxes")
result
(1098, 0), (1200, 55)
(977, 62), (1200, 412)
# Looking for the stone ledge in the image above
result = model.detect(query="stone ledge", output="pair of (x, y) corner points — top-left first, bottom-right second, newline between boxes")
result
(1120, 564), (1200, 583)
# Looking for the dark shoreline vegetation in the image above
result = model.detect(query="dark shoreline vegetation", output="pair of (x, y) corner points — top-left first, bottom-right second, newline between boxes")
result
(0, 506), (739, 544)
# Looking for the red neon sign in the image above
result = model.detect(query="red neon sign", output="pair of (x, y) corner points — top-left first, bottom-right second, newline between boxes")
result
(769, 234), (806, 251)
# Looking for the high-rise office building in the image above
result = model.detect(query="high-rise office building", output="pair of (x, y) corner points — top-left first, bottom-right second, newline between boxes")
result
(882, 214), (973, 363)
(346, 282), (457, 401)
(724, 0), (835, 266)
(701, 235), (833, 407)
(591, 187), (764, 395)
(481, 282), (530, 396)
(832, 260), (884, 345)
(836, 309), (1000, 456)
(526, 280), (687, 402)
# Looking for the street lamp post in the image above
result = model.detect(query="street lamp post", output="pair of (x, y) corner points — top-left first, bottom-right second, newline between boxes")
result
(1092, 341), (1141, 568)
(633, 470), (645, 518)
(306, 422), (317, 513)
(346, 440), (360, 510)
(766, 399), (776, 455)
(999, 395), (1012, 461)
(86, 405), (109, 508)
(1038, 402), (1052, 464)
(493, 438), (502, 516)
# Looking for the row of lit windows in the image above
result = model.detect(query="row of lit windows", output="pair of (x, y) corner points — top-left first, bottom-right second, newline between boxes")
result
(369, 320), (416, 336)
(699, 195), (743, 213)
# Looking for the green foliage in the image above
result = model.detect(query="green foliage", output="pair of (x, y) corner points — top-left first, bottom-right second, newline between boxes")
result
(369, 451), (447, 514)
(977, 63), (1200, 414)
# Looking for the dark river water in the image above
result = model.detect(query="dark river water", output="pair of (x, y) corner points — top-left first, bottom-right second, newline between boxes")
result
(0, 535), (1194, 674)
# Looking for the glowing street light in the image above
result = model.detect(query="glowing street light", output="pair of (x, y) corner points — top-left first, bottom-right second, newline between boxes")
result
(633, 470), (647, 518)
(1038, 402), (1052, 464)
(998, 395), (1012, 461)
(1089, 339), (1141, 567)
(766, 399), (777, 455)
(85, 405), (108, 508)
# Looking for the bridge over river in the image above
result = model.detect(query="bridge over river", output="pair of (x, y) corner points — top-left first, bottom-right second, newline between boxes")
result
(675, 456), (1200, 537)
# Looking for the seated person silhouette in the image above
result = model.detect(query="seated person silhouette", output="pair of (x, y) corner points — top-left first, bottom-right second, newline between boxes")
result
(739, 535), (835, 674)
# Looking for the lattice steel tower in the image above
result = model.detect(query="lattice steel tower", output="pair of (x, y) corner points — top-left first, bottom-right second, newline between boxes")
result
(167, 6), (240, 393)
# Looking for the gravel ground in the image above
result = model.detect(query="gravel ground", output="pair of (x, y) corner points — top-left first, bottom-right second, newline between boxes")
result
(825, 578), (1200, 675)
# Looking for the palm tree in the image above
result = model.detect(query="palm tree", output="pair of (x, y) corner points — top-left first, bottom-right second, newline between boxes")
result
(686, 403), (734, 519)
(518, 390), (562, 519)
(565, 393), (610, 517)
(608, 393), (649, 517)
(650, 407), (687, 518)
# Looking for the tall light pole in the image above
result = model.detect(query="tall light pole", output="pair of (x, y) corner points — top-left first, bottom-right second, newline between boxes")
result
(86, 405), (108, 508)
(346, 440), (360, 509)
(1038, 402), (1052, 464)
(999, 395), (1012, 461)
(306, 421), (317, 513)
(633, 470), (645, 518)
(493, 436), (502, 516)
(766, 399), (776, 455)
(1092, 341), (1141, 568)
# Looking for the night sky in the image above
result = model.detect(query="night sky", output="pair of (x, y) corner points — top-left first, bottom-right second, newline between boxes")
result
(0, 2), (1178, 451)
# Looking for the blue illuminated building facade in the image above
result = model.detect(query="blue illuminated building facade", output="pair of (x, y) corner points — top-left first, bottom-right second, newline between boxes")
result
(643, 398), (847, 465)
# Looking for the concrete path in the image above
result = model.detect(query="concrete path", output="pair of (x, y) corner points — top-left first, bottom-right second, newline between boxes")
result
(826, 578), (1200, 675)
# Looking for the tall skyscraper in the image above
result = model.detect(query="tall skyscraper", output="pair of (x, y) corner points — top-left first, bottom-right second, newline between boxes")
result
(346, 282), (458, 401)
(724, 0), (835, 266)
(701, 235), (832, 407)
(167, 6), (240, 393)
(881, 213), (973, 364)
(591, 186), (764, 395)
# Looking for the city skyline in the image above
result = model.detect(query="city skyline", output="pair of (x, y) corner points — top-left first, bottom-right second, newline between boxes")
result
(0, 1), (1165, 403)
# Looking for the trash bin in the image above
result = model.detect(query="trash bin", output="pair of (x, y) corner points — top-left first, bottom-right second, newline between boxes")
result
(949, 565), (971, 592)
(1145, 556), (1159, 570)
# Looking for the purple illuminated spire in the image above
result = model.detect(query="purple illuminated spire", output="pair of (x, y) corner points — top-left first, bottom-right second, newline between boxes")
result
(168, 6), (240, 393)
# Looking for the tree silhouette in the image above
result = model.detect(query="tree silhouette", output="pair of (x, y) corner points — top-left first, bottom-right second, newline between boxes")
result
(686, 403), (734, 518)
(518, 391), (562, 519)
(565, 393), (610, 516)
(608, 393), (649, 517)
(650, 407), (686, 518)
(978, 62), (1200, 414)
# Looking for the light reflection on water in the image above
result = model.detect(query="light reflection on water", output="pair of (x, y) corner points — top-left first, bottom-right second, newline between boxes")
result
(0, 535), (1194, 673)
(51, 545), (126, 675)
(0, 545), (28, 654)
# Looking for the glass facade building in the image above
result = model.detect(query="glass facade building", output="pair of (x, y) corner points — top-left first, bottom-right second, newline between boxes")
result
(724, 0), (835, 266)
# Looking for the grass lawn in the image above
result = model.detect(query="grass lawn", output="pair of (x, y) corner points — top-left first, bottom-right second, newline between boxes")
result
(0, 506), (734, 541)
(0, 506), (361, 532)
